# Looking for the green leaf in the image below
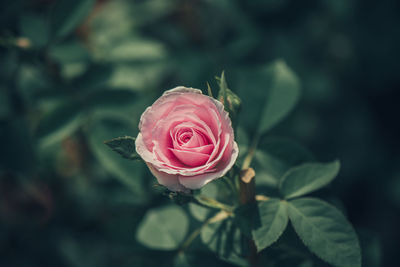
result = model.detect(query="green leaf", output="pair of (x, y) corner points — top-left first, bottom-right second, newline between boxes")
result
(72, 64), (113, 93)
(200, 218), (246, 265)
(235, 199), (288, 251)
(136, 205), (188, 250)
(87, 117), (146, 200)
(251, 199), (289, 251)
(104, 136), (139, 160)
(51, 0), (95, 39)
(83, 89), (138, 110)
(19, 14), (49, 48)
(258, 60), (301, 134)
(48, 40), (90, 64)
(254, 137), (314, 187)
(36, 102), (83, 147)
(287, 198), (361, 267)
(280, 160), (340, 199)
(105, 39), (166, 62)
(188, 203), (211, 221)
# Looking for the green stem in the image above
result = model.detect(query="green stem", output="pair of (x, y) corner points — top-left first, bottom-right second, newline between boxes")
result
(193, 195), (234, 213)
(241, 134), (260, 170)
(178, 210), (230, 253)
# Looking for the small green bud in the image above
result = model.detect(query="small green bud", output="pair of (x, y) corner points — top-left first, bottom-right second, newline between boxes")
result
(216, 71), (242, 127)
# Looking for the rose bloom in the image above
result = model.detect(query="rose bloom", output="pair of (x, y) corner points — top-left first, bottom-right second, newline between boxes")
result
(135, 87), (239, 192)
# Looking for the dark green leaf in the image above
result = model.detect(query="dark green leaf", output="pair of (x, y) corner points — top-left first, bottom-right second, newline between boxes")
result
(48, 40), (90, 64)
(105, 39), (166, 62)
(258, 60), (300, 134)
(287, 198), (361, 267)
(254, 137), (314, 187)
(87, 117), (146, 199)
(201, 218), (246, 265)
(189, 203), (211, 221)
(280, 160), (340, 199)
(136, 205), (188, 250)
(104, 136), (138, 160)
(51, 0), (95, 39)
(36, 102), (83, 147)
(235, 199), (288, 252)
(19, 14), (49, 47)
(252, 199), (289, 251)
(72, 64), (114, 93)
(84, 89), (138, 111)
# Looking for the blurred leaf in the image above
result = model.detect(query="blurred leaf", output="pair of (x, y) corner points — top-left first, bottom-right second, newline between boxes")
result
(72, 64), (114, 92)
(136, 205), (188, 250)
(88, 0), (134, 48)
(19, 13), (49, 47)
(83, 89), (138, 110)
(17, 64), (50, 94)
(254, 137), (314, 187)
(201, 218), (246, 265)
(86, 117), (146, 199)
(198, 178), (236, 206)
(51, 0), (95, 39)
(188, 203), (211, 221)
(36, 102), (83, 147)
(108, 63), (166, 91)
(358, 229), (382, 267)
(131, 0), (177, 26)
(59, 237), (106, 267)
(48, 40), (90, 64)
(287, 198), (361, 267)
(60, 63), (88, 80)
(105, 39), (166, 62)
(104, 136), (139, 160)
(0, 88), (12, 119)
(173, 252), (235, 267)
(280, 160), (340, 199)
(0, 118), (36, 173)
(258, 60), (301, 134)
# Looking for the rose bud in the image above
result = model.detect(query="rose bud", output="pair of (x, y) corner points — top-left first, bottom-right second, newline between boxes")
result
(135, 87), (239, 192)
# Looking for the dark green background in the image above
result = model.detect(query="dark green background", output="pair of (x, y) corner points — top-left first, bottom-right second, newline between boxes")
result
(1, 0), (399, 266)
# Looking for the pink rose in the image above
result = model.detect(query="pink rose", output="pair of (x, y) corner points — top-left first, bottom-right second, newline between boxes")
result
(135, 87), (239, 192)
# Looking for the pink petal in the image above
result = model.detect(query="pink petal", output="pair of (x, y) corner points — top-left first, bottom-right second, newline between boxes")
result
(178, 141), (239, 189)
(146, 163), (188, 192)
(170, 149), (210, 167)
(138, 87), (202, 151)
(186, 144), (214, 154)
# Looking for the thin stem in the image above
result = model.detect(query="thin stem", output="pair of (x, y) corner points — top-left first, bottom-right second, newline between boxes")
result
(241, 134), (260, 170)
(178, 210), (230, 253)
(193, 195), (234, 213)
(179, 226), (203, 253)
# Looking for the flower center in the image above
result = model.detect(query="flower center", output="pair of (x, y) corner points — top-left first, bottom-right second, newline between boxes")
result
(179, 131), (193, 144)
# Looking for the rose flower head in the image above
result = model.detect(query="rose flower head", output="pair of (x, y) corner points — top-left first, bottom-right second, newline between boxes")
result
(135, 87), (239, 192)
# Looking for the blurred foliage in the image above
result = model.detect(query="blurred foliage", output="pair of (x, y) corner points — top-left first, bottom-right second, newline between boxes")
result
(1, 0), (399, 266)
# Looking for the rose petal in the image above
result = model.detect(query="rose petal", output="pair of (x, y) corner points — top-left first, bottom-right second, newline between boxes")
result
(139, 87), (203, 150)
(178, 141), (239, 189)
(152, 113), (215, 168)
(168, 105), (218, 145)
(146, 163), (188, 192)
(136, 86), (239, 186)
(184, 144), (214, 154)
(179, 133), (230, 176)
(170, 149), (210, 167)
